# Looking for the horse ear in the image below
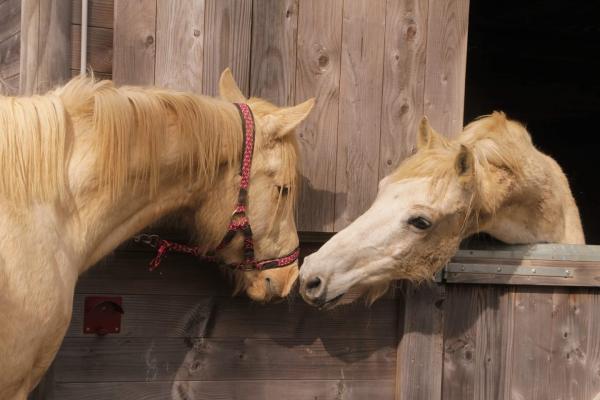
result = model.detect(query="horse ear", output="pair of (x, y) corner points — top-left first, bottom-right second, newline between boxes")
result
(417, 117), (447, 150)
(219, 68), (246, 103)
(263, 98), (315, 139)
(455, 145), (475, 178)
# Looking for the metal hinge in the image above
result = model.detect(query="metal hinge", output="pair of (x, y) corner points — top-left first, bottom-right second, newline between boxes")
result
(434, 263), (573, 283)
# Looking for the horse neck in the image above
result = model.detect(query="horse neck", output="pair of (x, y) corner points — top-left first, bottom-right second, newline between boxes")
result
(66, 95), (242, 271)
(473, 147), (584, 244)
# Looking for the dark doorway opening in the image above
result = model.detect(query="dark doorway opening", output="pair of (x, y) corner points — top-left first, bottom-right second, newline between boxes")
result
(465, 0), (600, 244)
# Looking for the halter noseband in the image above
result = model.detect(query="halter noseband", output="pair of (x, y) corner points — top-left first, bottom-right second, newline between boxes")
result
(136, 103), (300, 272)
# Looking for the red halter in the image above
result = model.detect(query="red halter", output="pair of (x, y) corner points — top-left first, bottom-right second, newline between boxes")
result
(136, 103), (300, 272)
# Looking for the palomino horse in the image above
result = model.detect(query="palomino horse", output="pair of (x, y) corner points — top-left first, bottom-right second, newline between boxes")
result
(300, 112), (584, 308)
(0, 69), (313, 399)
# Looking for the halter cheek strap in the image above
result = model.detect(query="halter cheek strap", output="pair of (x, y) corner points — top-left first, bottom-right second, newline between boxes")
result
(136, 103), (300, 272)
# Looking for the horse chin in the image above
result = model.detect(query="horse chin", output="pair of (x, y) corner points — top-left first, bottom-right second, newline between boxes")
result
(245, 264), (299, 303)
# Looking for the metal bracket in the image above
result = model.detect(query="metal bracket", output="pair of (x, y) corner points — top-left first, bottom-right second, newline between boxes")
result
(434, 263), (573, 283)
(84, 296), (124, 335)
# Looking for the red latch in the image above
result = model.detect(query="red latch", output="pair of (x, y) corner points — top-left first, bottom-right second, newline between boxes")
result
(83, 296), (124, 335)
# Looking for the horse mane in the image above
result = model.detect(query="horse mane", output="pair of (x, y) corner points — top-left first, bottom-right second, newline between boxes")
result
(0, 75), (245, 203)
(390, 112), (530, 197)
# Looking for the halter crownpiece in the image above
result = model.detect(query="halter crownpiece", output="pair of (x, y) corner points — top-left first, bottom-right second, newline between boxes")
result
(136, 103), (300, 272)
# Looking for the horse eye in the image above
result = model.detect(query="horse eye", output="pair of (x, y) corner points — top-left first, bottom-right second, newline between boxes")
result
(276, 185), (289, 196)
(408, 216), (432, 230)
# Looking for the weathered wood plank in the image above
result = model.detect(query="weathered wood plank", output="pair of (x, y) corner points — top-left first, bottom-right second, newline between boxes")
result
(0, 0), (20, 43)
(72, 0), (113, 29)
(35, 0), (72, 91)
(582, 290), (600, 400)
(54, 337), (397, 382)
(443, 258), (600, 287)
(509, 288), (554, 400)
(20, 0), (72, 94)
(0, 73), (19, 95)
(294, 0), (343, 232)
(76, 251), (233, 296)
(54, 380), (395, 400)
(71, 25), (113, 74)
(423, 0), (470, 136)
(202, 0), (252, 97)
(155, 0), (204, 92)
(442, 285), (513, 400)
(0, 32), (20, 79)
(70, 69), (111, 81)
(250, 0), (298, 105)
(379, 0), (429, 178)
(112, 0), (156, 85)
(334, 0), (386, 229)
(457, 243), (600, 262)
(396, 284), (445, 400)
(67, 294), (398, 339)
(545, 289), (588, 400)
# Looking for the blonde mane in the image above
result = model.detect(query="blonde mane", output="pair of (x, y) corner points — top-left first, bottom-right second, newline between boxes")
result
(393, 112), (525, 181)
(0, 76), (249, 204)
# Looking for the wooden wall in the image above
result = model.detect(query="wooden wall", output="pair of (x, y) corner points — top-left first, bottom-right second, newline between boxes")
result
(66, 0), (470, 233)
(0, 0), (21, 94)
(71, 0), (113, 80)
(50, 245), (399, 399)
(396, 245), (600, 400)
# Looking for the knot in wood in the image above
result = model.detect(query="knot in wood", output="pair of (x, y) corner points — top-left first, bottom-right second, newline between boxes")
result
(318, 54), (329, 68)
(405, 22), (417, 40)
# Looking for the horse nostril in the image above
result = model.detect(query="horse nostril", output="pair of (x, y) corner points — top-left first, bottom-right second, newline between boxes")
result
(306, 276), (322, 290)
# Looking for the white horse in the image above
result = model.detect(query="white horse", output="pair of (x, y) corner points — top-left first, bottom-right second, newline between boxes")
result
(0, 69), (313, 399)
(299, 112), (584, 308)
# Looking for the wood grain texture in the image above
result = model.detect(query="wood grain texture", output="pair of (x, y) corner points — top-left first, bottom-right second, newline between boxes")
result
(582, 290), (600, 400)
(54, 380), (395, 400)
(334, 0), (386, 229)
(0, 32), (20, 79)
(76, 251), (233, 296)
(456, 243), (600, 261)
(0, 72), (19, 95)
(444, 258), (600, 287)
(294, 0), (343, 232)
(442, 285), (514, 400)
(250, 0), (298, 105)
(71, 69), (111, 80)
(379, 0), (429, 178)
(508, 288), (558, 400)
(67, 294), (398, 339)
(71, 25), (113, 74)
(54, 337), (397, 382)
(112, 0), (156, 85)
(19, 0), (33, 94)
(72, 0), (113, 29)
(20, 0), (72, 94)
(423, 0), (470, 137)
(396, 284), (446, 400)
(0, 0), (20, 43)
(202, 0), (252, 97)
(155, 0), (204, 92)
